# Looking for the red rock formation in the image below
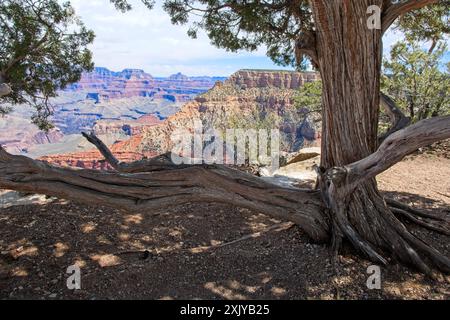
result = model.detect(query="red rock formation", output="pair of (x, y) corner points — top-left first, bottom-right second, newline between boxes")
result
(229, 69), (319, 89)
(65, 67), (225, 103)
(133, 70), (322, 155)
(93, 114), (162, 136)
(40, 115), (160, 169)
(136, 114), (162, 124)
(109, 134), (147, 154)
(43, 69), (321, 170)
(40, 147), (156, 171)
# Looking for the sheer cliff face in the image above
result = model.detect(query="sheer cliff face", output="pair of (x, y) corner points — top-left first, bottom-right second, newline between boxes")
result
(124, 70), (321, 155)
(229, 69), (318, 89)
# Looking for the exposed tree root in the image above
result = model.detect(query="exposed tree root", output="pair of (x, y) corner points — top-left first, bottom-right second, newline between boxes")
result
(391, 208), (450, 236)
(325, 181), (450, 275)
(386, 198), (448, 222)
(386, 198), (450, 235)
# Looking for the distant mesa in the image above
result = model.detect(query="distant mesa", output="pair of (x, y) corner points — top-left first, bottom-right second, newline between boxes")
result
(229, 69), (319, 89)
(121, 69), (151, 80)
(2, 67), (227, 157)
(169, 72), (189, 81)
(65, 67), (226, 104)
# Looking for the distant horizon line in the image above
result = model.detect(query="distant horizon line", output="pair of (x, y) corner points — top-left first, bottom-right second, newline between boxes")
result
(89, 66), (318, 78)
(90, 66), (229, 78)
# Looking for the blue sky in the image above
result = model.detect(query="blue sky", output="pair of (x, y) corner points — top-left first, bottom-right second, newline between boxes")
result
(71, 0), (448, 77)
(71, 0), (293, 76)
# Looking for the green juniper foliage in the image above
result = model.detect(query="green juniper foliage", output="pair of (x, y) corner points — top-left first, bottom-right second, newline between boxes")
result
(382, 1), (449, 122)
(0, 0), (94, 130)
(382, 40), (450, 121)
(295, 80), (322, 112)
(394, 0), (450, 53)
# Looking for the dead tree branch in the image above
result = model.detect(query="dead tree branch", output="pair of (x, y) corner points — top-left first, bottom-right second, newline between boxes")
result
(0, 145), (329, 242)
(378, 93), (411, 144)
(346, 115), (450, 192)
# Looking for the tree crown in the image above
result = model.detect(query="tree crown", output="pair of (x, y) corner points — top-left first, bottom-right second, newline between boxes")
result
(0, 0), (94, 130)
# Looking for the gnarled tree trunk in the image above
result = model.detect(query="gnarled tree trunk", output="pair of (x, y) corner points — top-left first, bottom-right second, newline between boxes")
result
(310, 0), (449, 274)
(0, 147), (329, 242)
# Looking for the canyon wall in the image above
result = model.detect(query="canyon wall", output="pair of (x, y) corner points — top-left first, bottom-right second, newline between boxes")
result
(40, 69), (321, 169)
(229, 69), (318, 89)
(125, 69), (321, 155)
(2, 67), (223, 155)
(66, 67), (226, 103)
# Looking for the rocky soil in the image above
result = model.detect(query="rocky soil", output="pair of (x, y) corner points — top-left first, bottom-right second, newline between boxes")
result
(0, 153), (449, 300)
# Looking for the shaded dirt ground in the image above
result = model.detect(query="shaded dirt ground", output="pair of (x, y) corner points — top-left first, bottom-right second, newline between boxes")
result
(0, 154), (449, 300)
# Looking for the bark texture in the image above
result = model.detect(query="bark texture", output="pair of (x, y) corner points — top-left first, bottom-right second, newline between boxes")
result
(310, 0), (450, 274)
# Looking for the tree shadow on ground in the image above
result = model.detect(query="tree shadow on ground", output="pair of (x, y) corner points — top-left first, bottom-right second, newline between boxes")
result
(382, 191), (449, 214)
(0, 191), (448, 300)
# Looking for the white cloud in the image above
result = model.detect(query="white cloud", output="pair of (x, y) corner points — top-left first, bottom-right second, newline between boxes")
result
(71, 0), (444, 76)
(70, 0), (269, 76)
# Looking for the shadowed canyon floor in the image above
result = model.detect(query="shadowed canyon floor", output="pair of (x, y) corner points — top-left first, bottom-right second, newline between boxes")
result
(0, 153), (449, 300)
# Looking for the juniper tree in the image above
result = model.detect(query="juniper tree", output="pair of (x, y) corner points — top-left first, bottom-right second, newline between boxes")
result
(0, 0), (94, 130)
(1, 0), (449, 274)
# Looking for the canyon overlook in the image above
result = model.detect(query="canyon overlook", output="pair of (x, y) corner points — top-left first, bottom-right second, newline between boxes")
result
(40, 69), (321, 169)
(1, 67), (225, 155)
